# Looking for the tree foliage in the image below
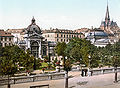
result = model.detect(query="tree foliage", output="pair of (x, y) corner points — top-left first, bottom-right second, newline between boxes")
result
(54, 42), (66, 57)
(65, 38), (98, 67)
(0, 45), (34, 76)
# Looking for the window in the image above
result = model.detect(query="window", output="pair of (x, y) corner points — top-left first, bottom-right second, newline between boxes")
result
(5, 37), (7, 41)
(64, 35), (65, 38)
(61, 34), (63, 37)
(9, 43), (11, 46)
(67, 39), (68, 42)
(77, 35), (78, 38)
(57, 34), (59, 37)
(57, 39), (59, 42)
(64, 39), (65, 42)
(67, 35), (68, 38)
(61, 39), (63, 42)
(1, 43), (2, 46)
(69, 35), (71, 38)
(5, 43), (7, 46)
(72, 35), (73, 38)
(9, 38), (11, 41)
(1, 37), (3, 41)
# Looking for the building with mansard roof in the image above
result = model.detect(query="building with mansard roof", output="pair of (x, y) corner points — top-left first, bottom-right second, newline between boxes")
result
(42, 28), (84, 43)
(0, 30), (14, 47)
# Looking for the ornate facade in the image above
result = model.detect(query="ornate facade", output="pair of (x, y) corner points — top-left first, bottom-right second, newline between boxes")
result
(24, 17), (44, 58)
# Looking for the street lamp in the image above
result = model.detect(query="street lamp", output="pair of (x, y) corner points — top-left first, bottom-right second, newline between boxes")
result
(79, 58), (82, 71)
(114, 56), (118, 83)
(88, 55), (91, 69)
(114, 64), (118, 83)
(88, 55), (91, 76)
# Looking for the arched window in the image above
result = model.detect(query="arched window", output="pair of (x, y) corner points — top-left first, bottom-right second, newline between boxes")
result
(31, 41), (39, 58)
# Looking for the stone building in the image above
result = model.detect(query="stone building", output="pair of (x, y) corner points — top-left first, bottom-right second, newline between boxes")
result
(0, 30), (14, 47)
(7, 29), (25, 44)
(42, 28), (84, 43)
(22, 17), (44, 58)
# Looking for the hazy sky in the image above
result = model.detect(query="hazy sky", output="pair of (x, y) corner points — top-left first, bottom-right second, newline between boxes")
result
(0, 0), (120, 30)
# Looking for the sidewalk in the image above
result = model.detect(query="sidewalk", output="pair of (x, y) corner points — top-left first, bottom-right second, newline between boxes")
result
(0, 71), (120, 88)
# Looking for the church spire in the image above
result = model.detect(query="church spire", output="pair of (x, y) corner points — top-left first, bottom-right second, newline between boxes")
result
(105, 0), (110, 21)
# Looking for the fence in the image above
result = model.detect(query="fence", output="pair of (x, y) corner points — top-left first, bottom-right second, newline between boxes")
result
(90, 67), (120, 75)
(0, 72), (65, 86)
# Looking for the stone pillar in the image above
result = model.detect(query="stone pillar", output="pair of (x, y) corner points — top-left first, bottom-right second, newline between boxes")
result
(28, 40), (30, 48)
(39, 40), (41, 58)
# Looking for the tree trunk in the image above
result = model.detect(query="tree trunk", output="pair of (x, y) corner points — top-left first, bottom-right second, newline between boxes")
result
(8, 75), (10, 88)
(65, 71), (68, 88)
(63, 56), (66, 70)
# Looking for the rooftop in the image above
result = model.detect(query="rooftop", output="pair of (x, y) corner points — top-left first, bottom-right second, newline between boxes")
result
(0, 30), (14, 37)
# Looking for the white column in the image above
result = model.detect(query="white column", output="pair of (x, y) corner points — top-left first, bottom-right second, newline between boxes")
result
(39, 40), (41, 58)
(28, 40), (30, 48)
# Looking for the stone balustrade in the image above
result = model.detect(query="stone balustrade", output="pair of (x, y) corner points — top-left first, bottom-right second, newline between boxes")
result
(0, 72), (65, 86)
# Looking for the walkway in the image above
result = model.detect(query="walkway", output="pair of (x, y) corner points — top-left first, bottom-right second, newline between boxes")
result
(1, 71), (120, 88)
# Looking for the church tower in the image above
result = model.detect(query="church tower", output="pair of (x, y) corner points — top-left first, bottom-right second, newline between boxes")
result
(100, 1), (118, 34)
(105, 4), (110, 28)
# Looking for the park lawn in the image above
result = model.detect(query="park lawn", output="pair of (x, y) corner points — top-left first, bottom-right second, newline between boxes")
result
(41, 62), (48, 67)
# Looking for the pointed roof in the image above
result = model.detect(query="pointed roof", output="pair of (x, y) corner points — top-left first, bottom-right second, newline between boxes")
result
(105, 3), (110, 21)
(31, 16), (36, 24)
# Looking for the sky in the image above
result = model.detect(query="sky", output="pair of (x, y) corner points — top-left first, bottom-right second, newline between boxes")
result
(0, 0), (120, 30)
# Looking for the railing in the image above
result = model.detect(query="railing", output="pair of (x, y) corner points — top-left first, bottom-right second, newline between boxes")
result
(90, 67), (120, 75)
(71, 66), (120, 76)
(0, 72), (65, 86)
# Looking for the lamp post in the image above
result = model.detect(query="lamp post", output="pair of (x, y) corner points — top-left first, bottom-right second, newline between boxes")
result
(88, 55), (91, 76)
(88, 55), (91, 70)
(79, 58), (82, 71)
(65, 56), (68, 88)
(114, 56), (118, 83)
(114, 64), (118, 83)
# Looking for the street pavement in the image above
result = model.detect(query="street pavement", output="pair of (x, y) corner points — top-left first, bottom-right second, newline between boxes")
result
(0, 71), (120, 88)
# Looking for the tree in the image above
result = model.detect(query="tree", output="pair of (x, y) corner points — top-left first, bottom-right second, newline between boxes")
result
(70, 46), (82, 63)
(55, 42), (66, 57)
(64, 59), (72, 88)
(0, 45), (34, 88)
(0, 46), (19, 88)
(54, 42), (67, 67)
(19, 50), (34, 72)
(65, 38), (98, 67)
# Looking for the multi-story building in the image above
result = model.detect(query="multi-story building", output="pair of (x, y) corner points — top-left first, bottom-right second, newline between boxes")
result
(0, 30), (14, 47)
(42, 28), (84, 43)
(7, 28), (25, 44)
